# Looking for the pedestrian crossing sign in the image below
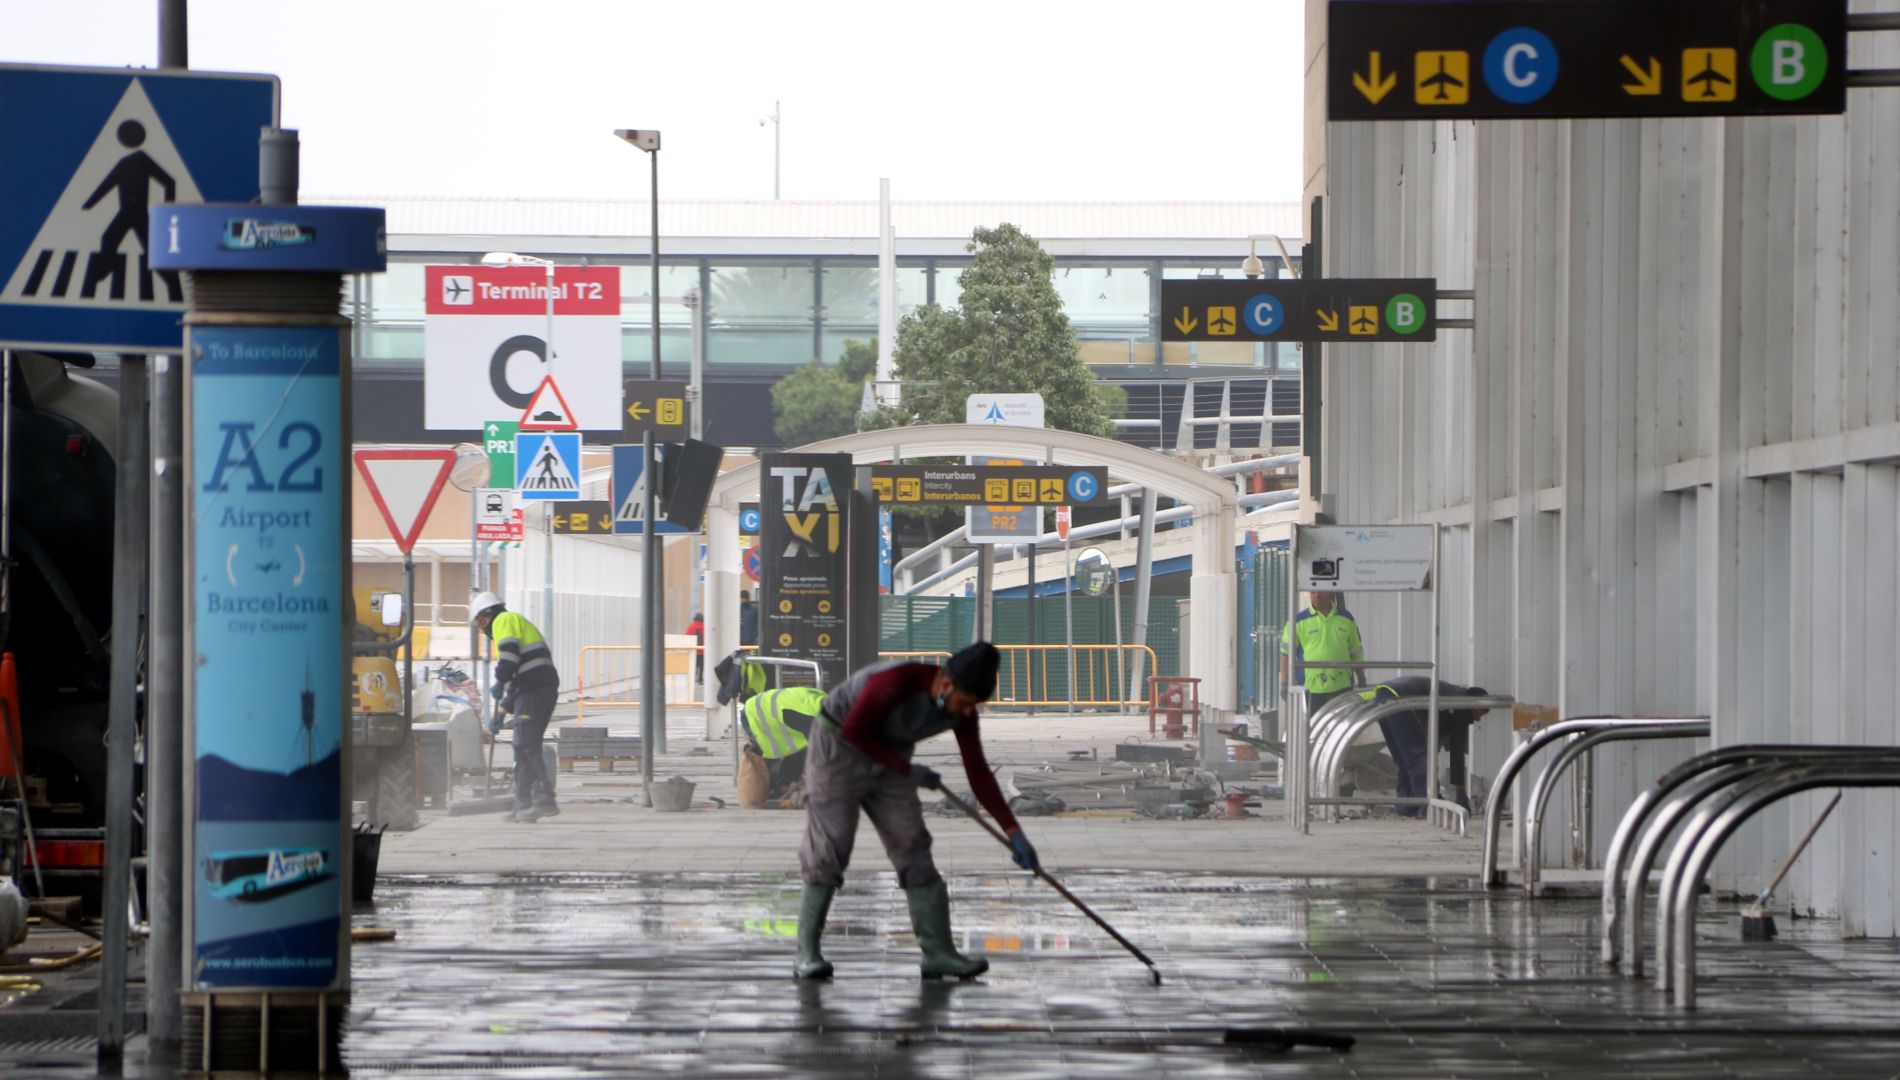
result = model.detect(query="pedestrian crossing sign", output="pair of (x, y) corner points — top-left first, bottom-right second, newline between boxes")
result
(0, 64), (277, 352)
(610, 443), (688, 535)
(515, 431), (582, 501)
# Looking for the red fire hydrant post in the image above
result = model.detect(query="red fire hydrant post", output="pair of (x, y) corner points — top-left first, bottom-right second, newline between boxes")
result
(1148, 675), (1201, 739)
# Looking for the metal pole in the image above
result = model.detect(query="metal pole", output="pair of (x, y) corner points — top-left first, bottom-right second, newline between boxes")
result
(1064, 538), (1075, 715)
(402, 554), (416, 729)
(1110, 557), (1125, 713)
(1426, 525), (1440, 815)
(1026, 540), (1036, 711)
(542, 503), (554, 629)
(146, 352), (184, 1051)
(1288, 527), (1305, 833)
(641, 146), (663, 803)
(469, 496), (480, 688)
(773, 100), (781, 200)
(1127, 489), (1156, 702)
(686, 288), (703, 440)
(98, 354), (148, 1063)
(146, 8), (187, 1051)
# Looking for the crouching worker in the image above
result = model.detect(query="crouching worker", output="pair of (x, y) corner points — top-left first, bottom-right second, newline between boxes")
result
(1360, 677), (1489, 817)
(743, 685), (824, 799)
(794, 642), (1038, 981)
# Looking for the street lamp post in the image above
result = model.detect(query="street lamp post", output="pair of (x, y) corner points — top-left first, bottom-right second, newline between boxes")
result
(615, 128), (664, 807)
(481, 251), (559, 627)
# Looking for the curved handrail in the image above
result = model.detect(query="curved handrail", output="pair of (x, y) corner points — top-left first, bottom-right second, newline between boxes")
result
(1520, 722), (1707, 895)
(1480, 718), (1701, 888)
(1313, 696), (1515, 810)
(1669, 765), (1900, 1008)
(1616, 761), (1763, 975)
(1602, 744), (1887, 968)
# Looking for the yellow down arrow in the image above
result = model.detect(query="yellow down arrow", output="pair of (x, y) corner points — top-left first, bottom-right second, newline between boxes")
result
(1172, 307), (1198, 334)
(1315, 309), (1340, 333)
(1354, 52), (1397, 104)
(1620, 55), (1662, 96)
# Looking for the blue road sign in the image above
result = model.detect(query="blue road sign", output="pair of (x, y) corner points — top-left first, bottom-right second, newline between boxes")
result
(1483, 27), (1559, 104)
(1067, 470), (1101, 503)
(0, 64), (278, 352)
(515, 432), (581, 501)
(1242, 293), (1285, 336)
(739, 506), (763, 534)
(611, 443), (688, 534)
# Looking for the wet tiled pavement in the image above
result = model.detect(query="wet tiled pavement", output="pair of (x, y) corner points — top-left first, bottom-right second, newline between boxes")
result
(337, 872), (1900, 1077)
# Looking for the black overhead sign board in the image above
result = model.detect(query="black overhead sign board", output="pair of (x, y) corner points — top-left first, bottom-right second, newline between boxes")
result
(1160, 279), (1436, 344)
(1327, 0), (1847, 121)
(868, 464), (1111, 507)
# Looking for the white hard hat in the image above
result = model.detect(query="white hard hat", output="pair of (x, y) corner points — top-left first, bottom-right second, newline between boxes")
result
(471, 592), (505, 621)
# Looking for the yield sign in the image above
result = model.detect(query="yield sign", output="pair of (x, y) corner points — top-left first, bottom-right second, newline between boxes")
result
(518, 375), (578, 431)
(354, 448), (456, 554)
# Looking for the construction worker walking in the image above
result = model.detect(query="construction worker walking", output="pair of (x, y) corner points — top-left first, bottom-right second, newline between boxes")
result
(794, 641), (1038, 982)
(472, 592), (560, 823)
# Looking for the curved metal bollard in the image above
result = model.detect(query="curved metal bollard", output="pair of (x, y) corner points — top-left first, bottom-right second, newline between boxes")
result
(1479, 718), (1703, 889)
(1312, 696), (1514, 821)
(1601, 745), (1888, 970)
(1520, 722), (1708, 895)
(1668, 764), (1900, 1008)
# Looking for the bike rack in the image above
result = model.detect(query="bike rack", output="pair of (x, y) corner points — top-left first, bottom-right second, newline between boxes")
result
(1520, 722), (1708, 894)
(1309, 695), (1515, 833)
(1479, 717), (1707, 888)
(1599, 744), (1875, 970)
(1661, 760), (1900, 1008)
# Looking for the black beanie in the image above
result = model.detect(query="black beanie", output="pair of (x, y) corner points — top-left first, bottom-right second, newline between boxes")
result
(945, 641), (1001, 699)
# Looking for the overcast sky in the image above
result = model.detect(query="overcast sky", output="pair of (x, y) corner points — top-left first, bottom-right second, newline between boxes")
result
(2, 0), (1306, 204)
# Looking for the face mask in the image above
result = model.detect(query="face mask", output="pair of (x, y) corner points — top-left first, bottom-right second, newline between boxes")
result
(935, 691), (952, 713)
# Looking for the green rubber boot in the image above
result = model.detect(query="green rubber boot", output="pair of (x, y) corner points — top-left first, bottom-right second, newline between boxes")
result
(794, 884), (835, 980)
(906, 879), (989, 980)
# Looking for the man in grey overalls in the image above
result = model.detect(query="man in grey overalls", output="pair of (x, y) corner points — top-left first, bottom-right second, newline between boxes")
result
(794, 642), (1039, 980)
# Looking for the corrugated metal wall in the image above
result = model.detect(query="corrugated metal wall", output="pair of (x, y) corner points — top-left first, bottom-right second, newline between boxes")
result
(1318, 10), (1900, 930)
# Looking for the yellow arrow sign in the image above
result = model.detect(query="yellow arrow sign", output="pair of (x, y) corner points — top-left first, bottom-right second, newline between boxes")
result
(1354, 52), (1397, 104)
(1315, 309), (1340, 333)
(1620, 54), (1662, 96)
(1171, 307), (1198, 334)
(627, 401), (649, 421)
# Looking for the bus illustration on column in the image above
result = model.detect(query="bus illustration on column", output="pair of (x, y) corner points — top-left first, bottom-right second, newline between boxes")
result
(202, 847), (332, 902)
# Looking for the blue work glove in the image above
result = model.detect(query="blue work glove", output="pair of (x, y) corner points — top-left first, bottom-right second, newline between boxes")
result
(489, 681), (504, 704)
(1007, 829), (1040, 871)
(910, 764), (943, 790)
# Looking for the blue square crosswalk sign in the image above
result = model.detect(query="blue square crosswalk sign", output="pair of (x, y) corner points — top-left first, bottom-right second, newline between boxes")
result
(0, 64), (278, 352)
(612, 443), (688, 535)
(516, 432), (581, 501)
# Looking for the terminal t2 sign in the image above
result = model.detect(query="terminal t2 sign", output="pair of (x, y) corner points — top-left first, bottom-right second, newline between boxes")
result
(1160, 279), (1435, 344)
(1327, 0), (1846, 121)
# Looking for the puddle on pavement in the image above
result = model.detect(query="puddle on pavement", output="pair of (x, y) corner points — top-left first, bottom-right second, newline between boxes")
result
(340, 872), (1900, 1078)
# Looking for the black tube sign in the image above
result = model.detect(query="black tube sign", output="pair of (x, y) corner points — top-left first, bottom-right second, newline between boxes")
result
(1327, 0), (1847, 121)
(1160, 279), (1436, 344)
(759, 453), (853, 688)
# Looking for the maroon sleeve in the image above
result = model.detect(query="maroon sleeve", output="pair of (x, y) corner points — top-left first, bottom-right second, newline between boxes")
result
(837, 663), (936, 774)
(954, 717), (1020, 834)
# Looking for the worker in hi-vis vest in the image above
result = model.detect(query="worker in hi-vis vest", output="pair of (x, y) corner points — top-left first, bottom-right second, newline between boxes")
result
(1281, 590), (1365, 720)
(472, 592), (560, 823)
(743, 686), (824, 798)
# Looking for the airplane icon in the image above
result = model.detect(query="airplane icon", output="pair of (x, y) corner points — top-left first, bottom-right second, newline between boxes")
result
(1208, 306), (1237, 336)
(1349, 305), (1379, 335)
(442, 275), (474, 304)
(1420, 56), (1465, 101)
(256, 560), (281, 574)
(1684, 50), (1734, 99)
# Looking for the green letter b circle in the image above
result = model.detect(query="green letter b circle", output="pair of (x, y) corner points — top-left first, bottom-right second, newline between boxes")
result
(1752, 23), (1827, 101)
(1386, 293), (1426, 335)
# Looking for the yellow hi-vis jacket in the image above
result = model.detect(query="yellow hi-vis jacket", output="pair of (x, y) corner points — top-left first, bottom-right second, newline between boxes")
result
(743, 687), (824, 761)
(1281, 606), (1364, 695)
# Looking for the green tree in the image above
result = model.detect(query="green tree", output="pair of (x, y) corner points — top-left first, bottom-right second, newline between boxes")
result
(889, 224), (1115, 437)
(770, 337), (884, 447)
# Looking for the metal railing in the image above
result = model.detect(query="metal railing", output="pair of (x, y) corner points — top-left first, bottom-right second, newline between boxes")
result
(576, 644), (719, 722)
(1597, 744), (1900, 1003)
(1517, 721), (1707, 894)
(1478, 717), (1708, 889)
(881, 644), (1160, 710)
(1307, 693), (1515, 834)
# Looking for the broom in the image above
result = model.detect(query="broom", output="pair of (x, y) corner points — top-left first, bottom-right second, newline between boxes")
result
(1741, 792), (1841, 941)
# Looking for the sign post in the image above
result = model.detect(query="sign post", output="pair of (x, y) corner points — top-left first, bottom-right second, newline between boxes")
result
(1058, 506), (1074, 715)
(759, 453), (853, 688)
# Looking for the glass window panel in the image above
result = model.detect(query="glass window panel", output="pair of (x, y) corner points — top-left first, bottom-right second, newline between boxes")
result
(705, 263), (816, 366)
(820, 328), (880, 366)
(932, 261), (970, 309)
(1078, 339), (1145, 367)
(1192, 342), (1259, 366)
(620, 263), (701, 331)
(1053, 264), (1152, 337)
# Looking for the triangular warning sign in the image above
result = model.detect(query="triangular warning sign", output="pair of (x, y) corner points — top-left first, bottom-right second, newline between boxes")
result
(354, 449), (456, 554)
(518, 376), (579, 431)
(2, 78), (204, 308)
(519, 436), (578, 492)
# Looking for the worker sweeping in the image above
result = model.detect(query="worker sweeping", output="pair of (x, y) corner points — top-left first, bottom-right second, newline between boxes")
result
(794, 641), (1036, 981)
(472, 592), (560, 824)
